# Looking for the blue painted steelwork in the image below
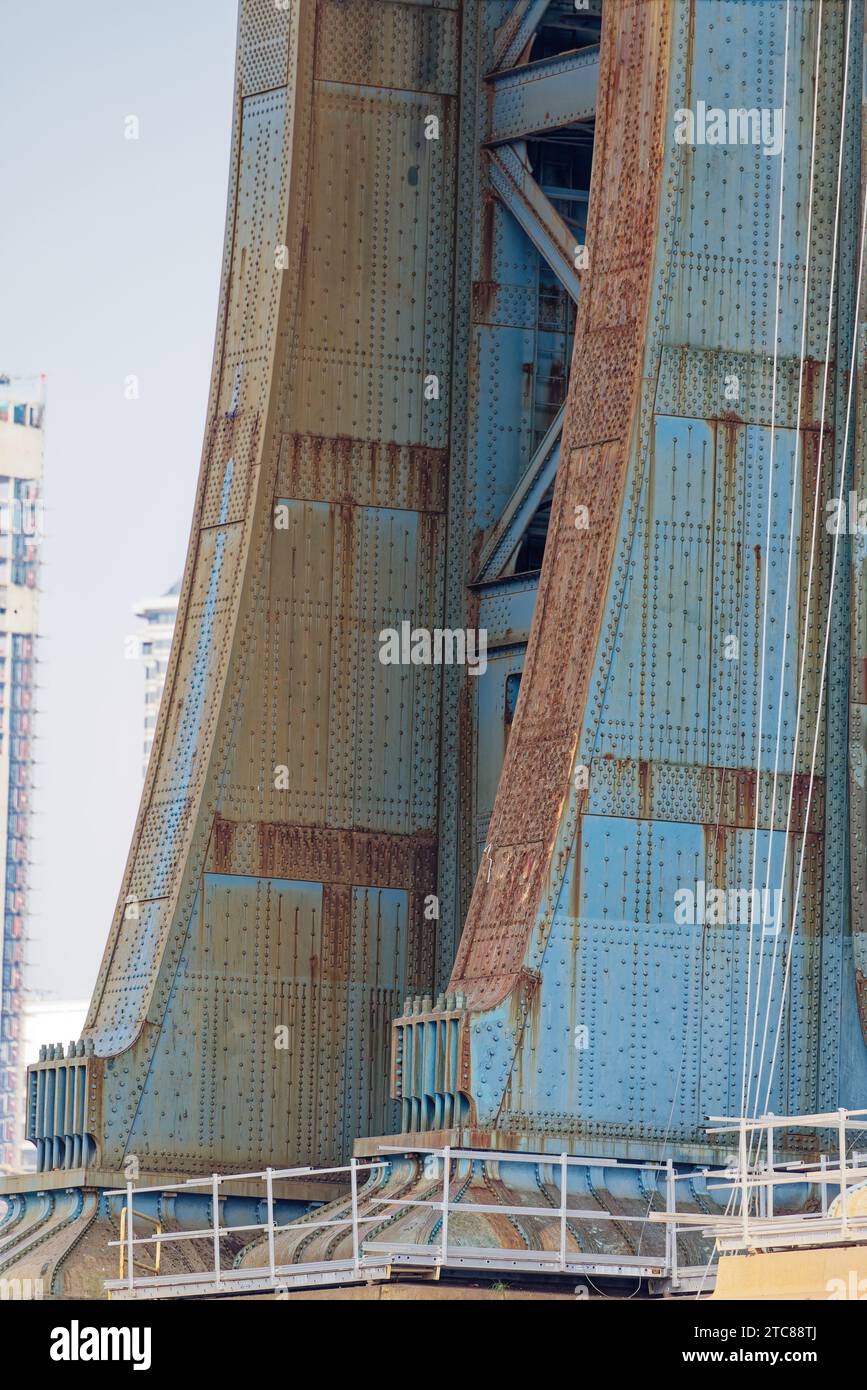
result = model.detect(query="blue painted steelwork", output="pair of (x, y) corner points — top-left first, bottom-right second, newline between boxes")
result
(7, 0), (867, 1297)
(474, 405), (563, 581)
(488, 45), (599, 144)
(393, 0), (867, 1169)
(487, 145), (582, 302)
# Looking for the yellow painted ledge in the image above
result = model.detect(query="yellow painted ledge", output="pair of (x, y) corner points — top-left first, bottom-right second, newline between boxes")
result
(714, 1244), (867, 1300)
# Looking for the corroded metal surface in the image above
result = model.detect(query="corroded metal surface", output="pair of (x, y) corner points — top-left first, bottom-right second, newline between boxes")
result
(454, 0), (673, 1013)
(2, 0), (605, 1291)
(4, 0), (867, 1301)
(398, 0), (867, 1154)
(23, 0), (466, 1181)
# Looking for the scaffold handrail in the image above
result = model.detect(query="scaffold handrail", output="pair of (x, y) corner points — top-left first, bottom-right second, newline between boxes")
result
(104, 1115), (867, 1299)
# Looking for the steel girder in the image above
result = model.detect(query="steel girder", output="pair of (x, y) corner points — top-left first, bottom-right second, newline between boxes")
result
(487, 144), (582, 302)
(492, 0), (556, 70)
(487, 44), (599, 144)
(473, 405), (564, 582)
(482, 6), (598, 579)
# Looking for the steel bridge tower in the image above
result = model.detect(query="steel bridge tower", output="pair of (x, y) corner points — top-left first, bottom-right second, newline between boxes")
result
(3, 0), (867, 1295)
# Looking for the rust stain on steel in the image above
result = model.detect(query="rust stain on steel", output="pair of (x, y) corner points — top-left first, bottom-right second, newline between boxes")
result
(196, 820), (442, 891)
(568, 815), (584, 927)
(213, 818), (235, 874)
(857, 970), (867, 1038)
(637, 758), (651, 820)
(499, 968), (542, 1127)
(278, 433), (448, 515)
(322, 885), (351, 983)
(449, 0), (673, 1013)
(734, 768), (757, 831)
(703, 822), (726, 905)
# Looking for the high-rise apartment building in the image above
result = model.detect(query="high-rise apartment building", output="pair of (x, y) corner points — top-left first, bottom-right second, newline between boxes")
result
(0, 375), (42, 1173)
(132, 582), (179, 777)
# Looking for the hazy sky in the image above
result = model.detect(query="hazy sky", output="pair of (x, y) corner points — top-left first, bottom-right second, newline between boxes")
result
(0, 1), (238, 998)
